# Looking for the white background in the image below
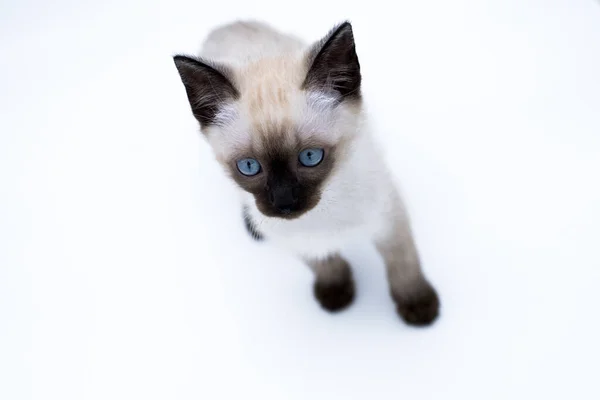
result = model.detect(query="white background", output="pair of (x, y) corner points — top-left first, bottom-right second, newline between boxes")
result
(1, 0), (600, 398)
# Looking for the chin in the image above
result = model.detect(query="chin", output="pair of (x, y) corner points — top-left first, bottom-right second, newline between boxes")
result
(258, 207), (306, 220)
(255, 202), (317, 220)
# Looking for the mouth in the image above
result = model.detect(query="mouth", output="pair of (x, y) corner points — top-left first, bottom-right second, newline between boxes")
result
(254, 190), (323, 220)
(256, 203), (307, 220)
(269, 208), (305, 220)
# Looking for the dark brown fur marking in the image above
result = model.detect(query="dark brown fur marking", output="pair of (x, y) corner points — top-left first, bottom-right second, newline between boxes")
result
(173, 55), (239, 128)
(229, 137), (338, 220)
(303, 21), (362, 101)
(392, 282), (439, 326)
(310, 255), (355, 312)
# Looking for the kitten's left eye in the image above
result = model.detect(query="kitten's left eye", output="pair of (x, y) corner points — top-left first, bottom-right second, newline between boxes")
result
(298, 148), (324, 167)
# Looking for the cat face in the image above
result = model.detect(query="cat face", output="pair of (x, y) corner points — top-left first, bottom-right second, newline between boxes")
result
(174, 22), (362, 219)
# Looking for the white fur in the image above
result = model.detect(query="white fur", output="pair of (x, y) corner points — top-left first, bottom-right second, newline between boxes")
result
(244, 128), (399, 260)
(206, 104), (253, 162)
(200, 20), (304, 65)
(305, 91), (339, 113)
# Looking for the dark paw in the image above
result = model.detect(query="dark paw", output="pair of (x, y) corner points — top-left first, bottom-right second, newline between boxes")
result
(313, 278), (355, 312)
(394, 284), (440, 326)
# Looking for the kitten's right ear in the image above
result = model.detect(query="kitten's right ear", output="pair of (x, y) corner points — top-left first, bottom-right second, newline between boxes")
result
(173, 55), (239, 128)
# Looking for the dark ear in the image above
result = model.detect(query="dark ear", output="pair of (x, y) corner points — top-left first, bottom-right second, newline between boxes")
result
(302, 22), (361, 100)
(173, 55), (239, 128)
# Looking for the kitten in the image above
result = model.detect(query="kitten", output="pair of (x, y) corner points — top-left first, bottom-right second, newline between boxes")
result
(173, 20), (440, 326)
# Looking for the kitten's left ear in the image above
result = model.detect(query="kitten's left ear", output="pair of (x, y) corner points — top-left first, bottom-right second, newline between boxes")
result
(303, 21), (361, 100)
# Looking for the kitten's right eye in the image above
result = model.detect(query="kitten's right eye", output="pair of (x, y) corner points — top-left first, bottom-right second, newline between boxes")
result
(237, 158), (261, 176)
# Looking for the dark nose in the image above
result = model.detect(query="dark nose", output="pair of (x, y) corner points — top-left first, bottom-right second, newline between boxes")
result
(268, 186), (299, 212)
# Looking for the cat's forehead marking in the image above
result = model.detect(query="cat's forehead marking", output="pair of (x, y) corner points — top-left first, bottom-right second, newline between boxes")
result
(250, 116), (295, 158)
(237, 57), (305, 134)
(210, 55), (349, 161)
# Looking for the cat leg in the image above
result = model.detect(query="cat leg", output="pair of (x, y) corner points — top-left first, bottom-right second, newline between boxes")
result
(307, 254), (355, 312)
(375, 198), (440, 326)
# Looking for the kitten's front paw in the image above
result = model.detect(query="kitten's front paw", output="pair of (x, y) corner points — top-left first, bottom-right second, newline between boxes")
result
(393, 283), (440, 326)
(313, 277), (355, 312)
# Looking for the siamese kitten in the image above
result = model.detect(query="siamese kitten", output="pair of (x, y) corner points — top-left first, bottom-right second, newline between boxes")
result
(173, 20), (440, 326)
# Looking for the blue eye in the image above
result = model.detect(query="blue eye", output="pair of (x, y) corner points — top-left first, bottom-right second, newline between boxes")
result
(298, 148), (324, 167)
(237, 158), (261, 176)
